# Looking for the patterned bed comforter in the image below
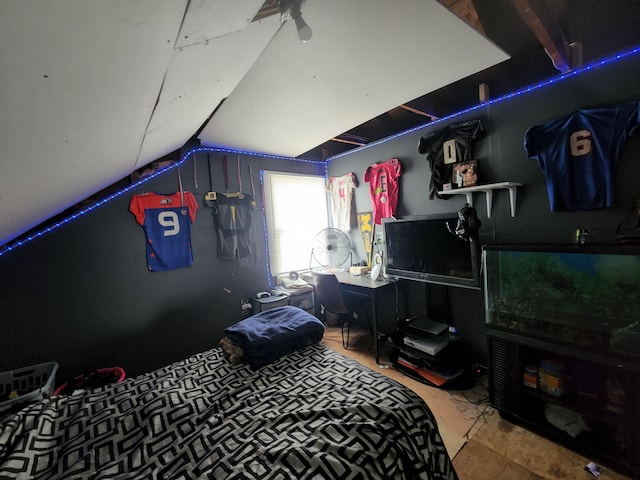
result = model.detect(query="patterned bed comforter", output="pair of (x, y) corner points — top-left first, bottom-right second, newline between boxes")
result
(0, 344), (458, 480)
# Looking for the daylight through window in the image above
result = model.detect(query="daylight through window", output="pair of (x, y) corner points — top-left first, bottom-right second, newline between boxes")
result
(262, 171), (329, 276)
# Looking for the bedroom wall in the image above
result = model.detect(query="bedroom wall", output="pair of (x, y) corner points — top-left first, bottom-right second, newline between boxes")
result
(327, 51), (640, 364)
(2, 50), (640, 382)
(0, 151), (323, 381)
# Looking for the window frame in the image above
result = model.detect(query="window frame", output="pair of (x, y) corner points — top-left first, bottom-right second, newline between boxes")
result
(261, 170), (330, 280)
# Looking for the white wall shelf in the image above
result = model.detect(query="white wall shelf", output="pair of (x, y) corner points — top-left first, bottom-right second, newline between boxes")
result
(438, 181), (522, 218)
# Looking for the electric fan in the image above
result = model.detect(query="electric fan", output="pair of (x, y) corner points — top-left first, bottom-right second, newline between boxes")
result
(310, 228), (352, 270)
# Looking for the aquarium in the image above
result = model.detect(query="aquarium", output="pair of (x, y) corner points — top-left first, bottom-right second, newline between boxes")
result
(483, 244), (640, 356)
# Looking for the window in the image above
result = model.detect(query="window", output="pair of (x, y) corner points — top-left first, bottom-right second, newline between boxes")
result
(262, 171), (329, 276)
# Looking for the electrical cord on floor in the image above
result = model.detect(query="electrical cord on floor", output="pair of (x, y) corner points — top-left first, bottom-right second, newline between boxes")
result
(463, 403), (495, 440)
(447, 374), (489, 406)
(441, 374), (495, 440)
(446, 368), (487, 395)
(442, 374), (491, 430)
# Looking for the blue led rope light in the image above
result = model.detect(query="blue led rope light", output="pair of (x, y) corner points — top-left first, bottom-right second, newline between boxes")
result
(327, 44), (640, 163)
(2, 44), (639, 259)
(258, 169), (276, 289)
(0, 147), (322, 258)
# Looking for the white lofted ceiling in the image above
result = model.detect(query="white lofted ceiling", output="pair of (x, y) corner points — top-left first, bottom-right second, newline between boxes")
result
(0, 0), (508, 247)
(198, 0), (509, 157)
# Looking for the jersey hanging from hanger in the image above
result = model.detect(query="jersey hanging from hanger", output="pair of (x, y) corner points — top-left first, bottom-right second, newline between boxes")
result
(525, 101), (640, 211)
(418, 119), (485, 199)
(129, 191), (198, 272)
(207, 192), (257, 261)
(364, 158), (402, 225)
(327, 173), (357, 232)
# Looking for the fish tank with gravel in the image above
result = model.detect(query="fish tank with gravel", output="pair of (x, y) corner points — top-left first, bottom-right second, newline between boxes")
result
(483, 244), (640, 356)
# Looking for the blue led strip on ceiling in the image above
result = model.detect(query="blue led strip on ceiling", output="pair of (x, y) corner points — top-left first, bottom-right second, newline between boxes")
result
(2, 44), (639, 258)
(327, 44), (640, 163)
(0, 147), (322, 258)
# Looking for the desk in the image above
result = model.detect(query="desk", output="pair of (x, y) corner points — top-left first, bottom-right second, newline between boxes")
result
(332, 272), (397, 365)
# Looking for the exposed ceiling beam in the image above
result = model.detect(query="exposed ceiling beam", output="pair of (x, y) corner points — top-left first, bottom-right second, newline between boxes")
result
(398, 104), (439, 121)
(330, 137), (367, 146)
(253, 0), (280, 21)
(509, 0), (571, 72)
(437, 0), (485, 35)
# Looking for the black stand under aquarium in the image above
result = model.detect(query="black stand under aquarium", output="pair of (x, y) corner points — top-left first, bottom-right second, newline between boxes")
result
(483, 244), (640, 476)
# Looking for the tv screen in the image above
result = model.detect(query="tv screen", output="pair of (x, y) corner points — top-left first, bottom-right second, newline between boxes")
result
(381, 213), (480, 289)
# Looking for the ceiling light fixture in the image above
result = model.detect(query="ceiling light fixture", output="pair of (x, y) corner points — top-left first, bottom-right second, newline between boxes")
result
(280, 0), (312, 42)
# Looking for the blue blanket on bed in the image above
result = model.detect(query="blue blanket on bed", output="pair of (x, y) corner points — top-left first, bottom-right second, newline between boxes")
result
(225, 306), (325, 369)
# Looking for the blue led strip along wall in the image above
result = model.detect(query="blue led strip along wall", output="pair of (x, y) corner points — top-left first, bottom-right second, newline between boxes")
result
(327, 44), (640, 163)
(0, 146), (323, 258)
(2, 44), (639, 258)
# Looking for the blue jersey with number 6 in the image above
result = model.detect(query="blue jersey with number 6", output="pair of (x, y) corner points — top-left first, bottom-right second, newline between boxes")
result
(525, 102), (640, 211)
(130, 192), (198, 271)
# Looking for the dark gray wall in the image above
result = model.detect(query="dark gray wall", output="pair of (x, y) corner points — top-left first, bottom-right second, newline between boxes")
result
(327, 52), (640, 365)
(0, 150), (323, 380)
(2, 51), (640, 380)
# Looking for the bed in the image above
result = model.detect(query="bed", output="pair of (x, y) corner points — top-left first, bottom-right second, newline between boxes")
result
(0, 307), (458, 479)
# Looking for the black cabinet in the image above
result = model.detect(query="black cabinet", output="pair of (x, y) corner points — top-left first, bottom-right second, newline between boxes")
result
(488, 329), (640, 476)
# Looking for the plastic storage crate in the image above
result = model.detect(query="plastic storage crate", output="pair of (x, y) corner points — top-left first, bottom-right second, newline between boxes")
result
(250, 293), (290, 313)
(0, 362), (58, 413)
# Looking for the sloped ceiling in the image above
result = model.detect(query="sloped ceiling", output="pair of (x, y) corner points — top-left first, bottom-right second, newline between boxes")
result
(197, 0), (509, 157)
(0, 0), (507, 247)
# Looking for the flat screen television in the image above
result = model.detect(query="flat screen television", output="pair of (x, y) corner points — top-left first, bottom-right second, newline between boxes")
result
(381, 213), (480, 289)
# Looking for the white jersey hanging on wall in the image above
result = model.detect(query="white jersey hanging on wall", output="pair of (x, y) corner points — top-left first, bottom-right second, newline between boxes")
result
(327, 173), (357, 232)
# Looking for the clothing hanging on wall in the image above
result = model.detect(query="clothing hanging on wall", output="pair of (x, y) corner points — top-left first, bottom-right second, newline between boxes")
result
(129, 190), (198, 272)
(203, 155), (257, 261)
(327, 172), (358, 232)
(206, 191), (257, 261)
(418, 119), (485, 200)
(364, 158), (402, 225)
(525, 101), (640, 211)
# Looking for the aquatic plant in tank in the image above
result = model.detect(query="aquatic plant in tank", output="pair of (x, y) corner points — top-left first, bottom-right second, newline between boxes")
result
(483, 246), (640, 355)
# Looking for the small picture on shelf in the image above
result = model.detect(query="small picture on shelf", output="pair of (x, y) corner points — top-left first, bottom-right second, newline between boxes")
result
(452, 159), (478, 188)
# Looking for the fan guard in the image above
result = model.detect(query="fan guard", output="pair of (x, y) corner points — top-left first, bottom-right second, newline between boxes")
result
(310, 228), (352, 269)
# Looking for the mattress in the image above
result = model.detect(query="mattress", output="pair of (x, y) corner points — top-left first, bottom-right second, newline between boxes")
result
(0, 343), (457, 479)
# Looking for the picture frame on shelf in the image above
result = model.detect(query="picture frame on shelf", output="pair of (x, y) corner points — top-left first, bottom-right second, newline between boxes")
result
(452, 159), (478, 188)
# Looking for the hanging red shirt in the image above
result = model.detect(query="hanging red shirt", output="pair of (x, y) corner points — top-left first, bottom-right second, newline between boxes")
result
(364, 158), (402, 224)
